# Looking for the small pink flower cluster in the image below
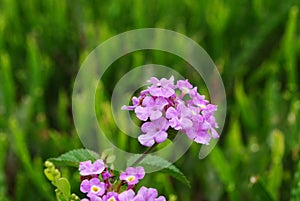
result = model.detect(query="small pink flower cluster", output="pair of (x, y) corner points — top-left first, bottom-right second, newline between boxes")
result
(79, 159), (166, 201)
(122, 76), (219, 146)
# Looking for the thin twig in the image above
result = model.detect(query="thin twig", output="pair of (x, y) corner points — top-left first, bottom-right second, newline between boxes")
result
(130, 143), (158, 167)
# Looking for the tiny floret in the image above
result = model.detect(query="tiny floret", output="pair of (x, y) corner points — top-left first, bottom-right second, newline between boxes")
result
(79, 159), (105, 176)
(80, 178), (106, 198)
(120, 166), (145, 185)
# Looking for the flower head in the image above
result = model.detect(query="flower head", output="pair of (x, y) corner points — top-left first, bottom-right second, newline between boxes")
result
(122, 76), (219, 146)
(120, 166), (145, 185)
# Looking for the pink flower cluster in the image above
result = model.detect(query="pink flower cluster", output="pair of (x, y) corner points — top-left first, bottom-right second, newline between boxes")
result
(122, 76), (219, 146)
(79, 159), (166, 201)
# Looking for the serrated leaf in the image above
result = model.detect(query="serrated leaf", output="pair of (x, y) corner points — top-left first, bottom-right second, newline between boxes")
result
(127, 155), (190, 188)
(49, 149), (100, 167)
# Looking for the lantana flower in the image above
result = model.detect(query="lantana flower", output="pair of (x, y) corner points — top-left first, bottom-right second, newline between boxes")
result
(122, 76), (219, 147)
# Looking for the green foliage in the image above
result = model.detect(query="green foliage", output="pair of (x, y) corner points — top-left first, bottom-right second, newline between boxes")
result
(267, 130), (285, 200)
(290, 158), (300, 201)
(128, 155), (191, 188)
(55, 178), (71, 201)
(209, 146), (239, 201)
(0, 53), (15, 117)
(0, 0), (299, 200)
(49, 148), (190, 188)
(282, 6), (298, 92)
(0, 133), (8, 201)
(49, 149), (100, 167)
(44, 161), (79, 201)
(250, 176), (274, 201)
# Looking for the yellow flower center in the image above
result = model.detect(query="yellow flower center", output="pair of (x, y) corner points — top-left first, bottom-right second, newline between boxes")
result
(126, 175), (136, 182)
(108, 197), (116, 201)
(200, 104), (206, 109)
(91, 185), (100, 193)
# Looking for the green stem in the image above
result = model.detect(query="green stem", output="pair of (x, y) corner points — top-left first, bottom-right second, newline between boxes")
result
(130, 143), (158, 167)
(116, 181), (125, 193)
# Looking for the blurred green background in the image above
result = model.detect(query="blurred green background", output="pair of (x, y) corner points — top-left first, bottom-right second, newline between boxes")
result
(0, 0), (300, 200)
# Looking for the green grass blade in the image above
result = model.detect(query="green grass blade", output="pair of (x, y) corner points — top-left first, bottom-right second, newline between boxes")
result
(0, 133), (8, 200)
(0, 53), (15, 117)
(9, 118), (52, 200)
(209, 146), (239, 201)
(282, 6), (299, 92)
(290, 159), (300, 201)
(267, 129), (285, 200)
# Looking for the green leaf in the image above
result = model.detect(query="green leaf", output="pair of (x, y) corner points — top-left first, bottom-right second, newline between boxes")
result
(267, 129), (284, 199)
(127, 155), (190, 188)
(49, 149), (100, 167)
